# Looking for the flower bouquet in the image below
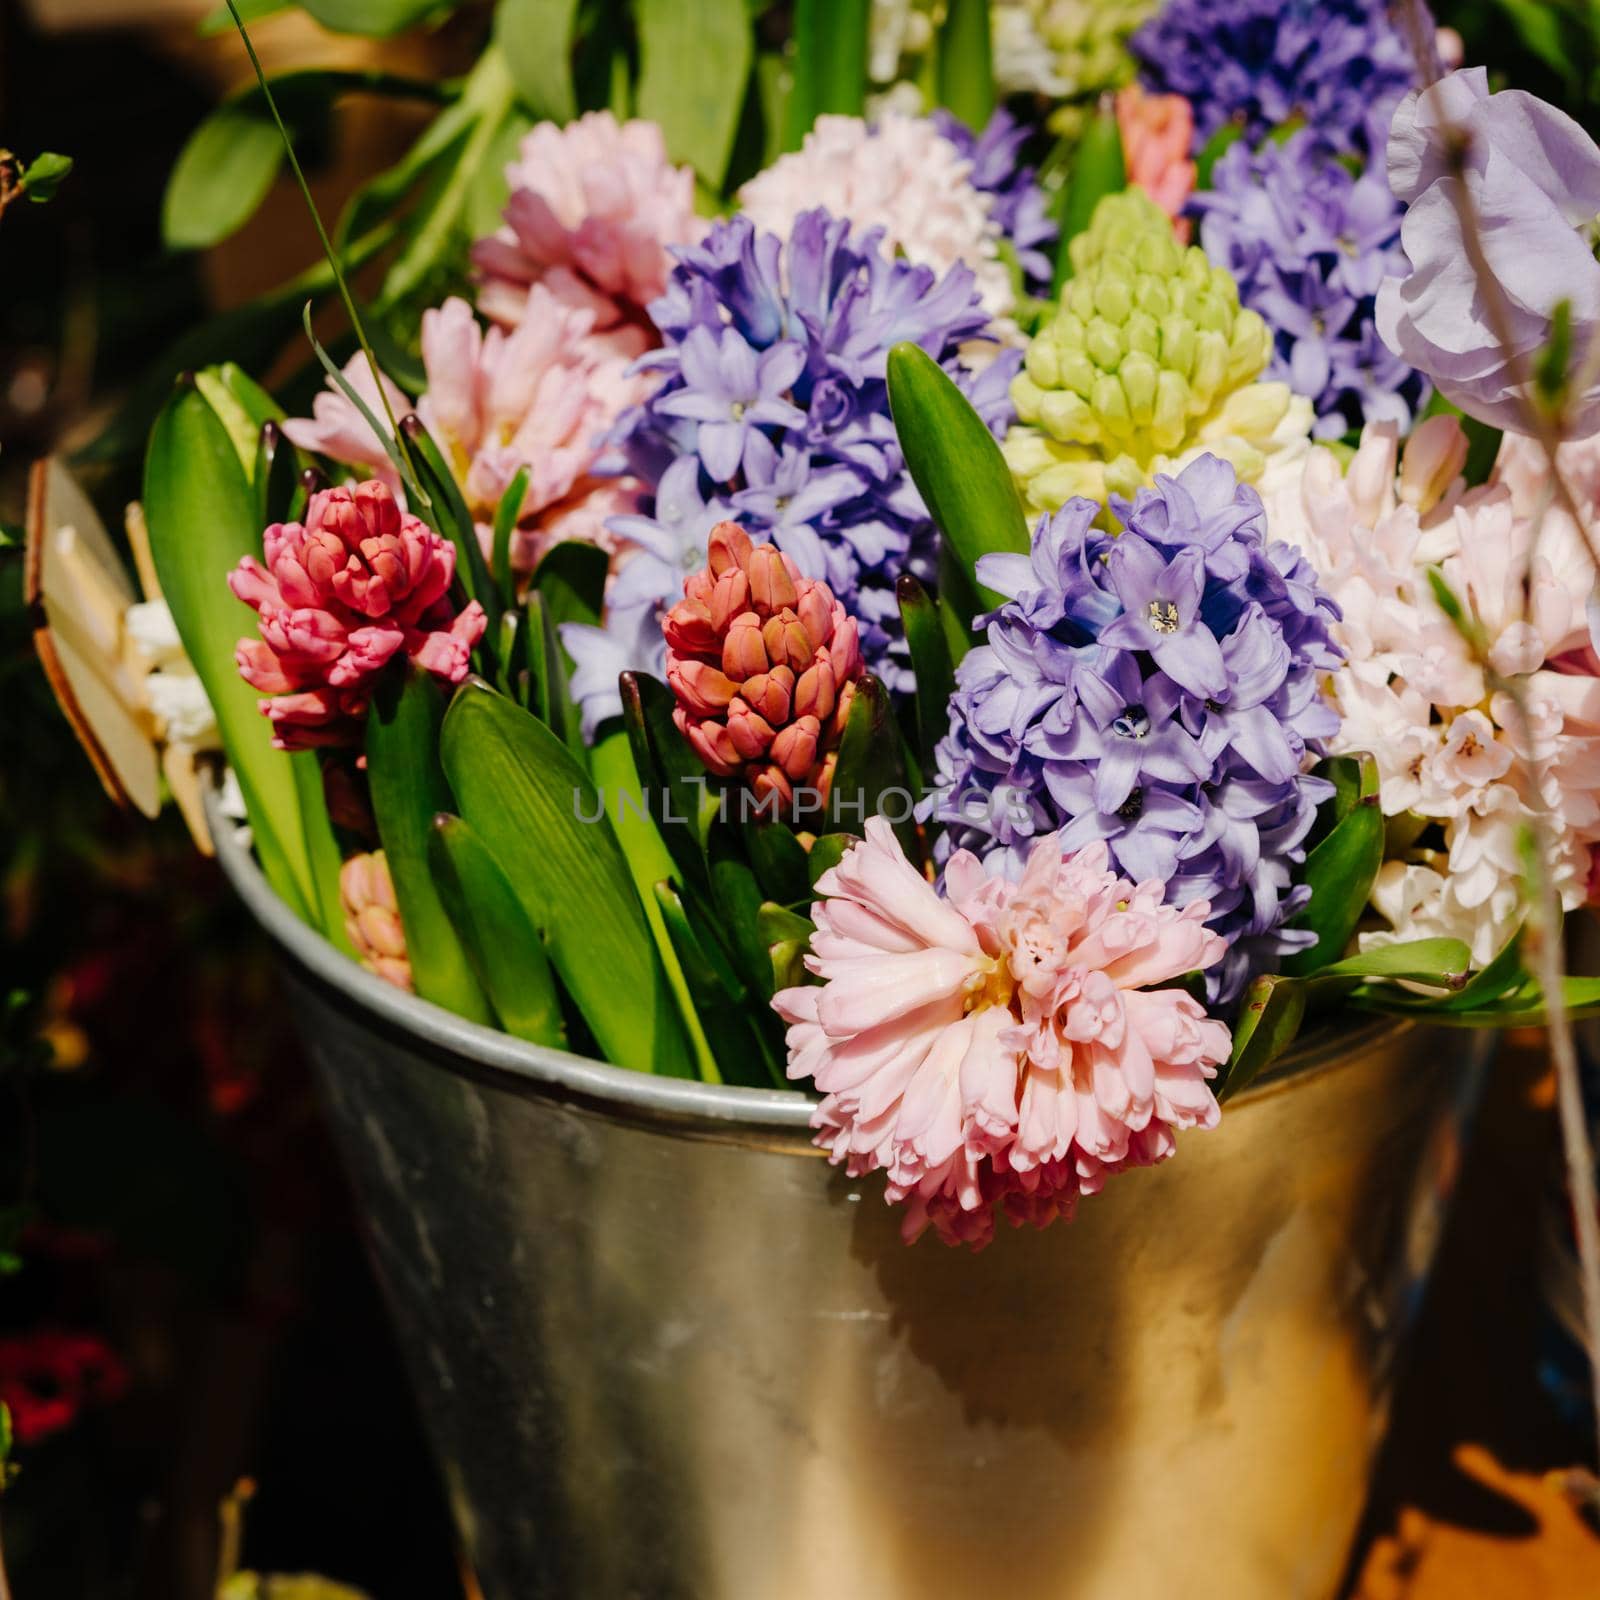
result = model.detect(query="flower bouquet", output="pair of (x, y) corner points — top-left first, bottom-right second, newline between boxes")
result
(23, 0), (1600, 1588)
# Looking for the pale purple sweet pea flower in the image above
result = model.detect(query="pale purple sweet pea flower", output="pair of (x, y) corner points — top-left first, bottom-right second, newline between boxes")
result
(654, 326), (807, 481)
(1376, 67), (1600, 437)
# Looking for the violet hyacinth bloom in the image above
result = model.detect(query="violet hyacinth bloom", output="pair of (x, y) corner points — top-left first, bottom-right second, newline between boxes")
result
(923, 454), (1342, 1007)
(932, 108), (1058, 298)
(564, 207), (1018, 735)
(1376, 68), (1600, 436)
(1132, 0), (1428, 156)
(1193, 130), (1428, 439)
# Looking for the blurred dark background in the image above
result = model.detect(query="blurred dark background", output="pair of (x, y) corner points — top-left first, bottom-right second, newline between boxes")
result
(0, 1), (1596, 1596)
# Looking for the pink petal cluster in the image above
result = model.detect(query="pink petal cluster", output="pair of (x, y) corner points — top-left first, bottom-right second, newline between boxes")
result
(774, 820), (1231, 1248)
(230, 480), (486, 750)
(1261, 419), (1600, 964)
(736, 112), (1014, 327)
(1116, 84), (1197, 233)
(283, 291), (650, 576)
(665, 522), (864, 812)
(471, 111), (703, 330)
(340, 850), (412, 991)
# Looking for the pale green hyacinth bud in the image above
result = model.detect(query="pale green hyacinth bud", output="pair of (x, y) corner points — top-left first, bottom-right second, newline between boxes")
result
(1006, 188), (1312, 516)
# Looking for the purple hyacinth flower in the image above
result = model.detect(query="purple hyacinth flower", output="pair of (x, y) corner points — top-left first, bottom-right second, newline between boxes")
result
(654, 327), (807, 482)
(1100, 539), (1228, 699)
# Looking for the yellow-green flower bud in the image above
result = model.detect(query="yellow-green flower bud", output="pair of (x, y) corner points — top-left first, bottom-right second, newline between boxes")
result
(1005, 189), (1314, 517)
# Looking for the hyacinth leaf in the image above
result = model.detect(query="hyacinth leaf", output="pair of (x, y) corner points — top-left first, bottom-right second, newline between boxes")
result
(253, 422), (304, 530)
(495, 0), (580, 120)
(1054, 105), (1127, 292)
(1422, 389), (1502, 487)
(707, 825), (777, 1004)
(193, 369), (263, 476)
(591, 727), (719, 1080)
(936, 0), (994, 132)
(490, 466), (528, 610)
(498, 610), (525, 694)
(144, 380), (321, 928)
(757, 902), (814, 947)
(743, 816), (812, 907)
(934, 544), (979, 664)
(428, 814), (565, 1048)
(289, 751), (355, 959)
(530, 539), (607, 631)
(524, 591), (587, 767)
(1303, 754), (1363, 849)
(784, 0), (870, 151)
(1279, 763), (1384, 978)
(806, 832), (856, 887)
(297, 0), (441, 36)
(1216, 973), (1306, 1103)
(440, 678), (695, 1076)
(1306, 938), (1471, 990)
(1438, 931), (1526, 1011)
(620, 671), (715, 897)
(1194, 123), (1246, 191)
(653, 882), (782, 1088)
(830, 675), (918, 861)
(897, 573), (956, 771)
(401, 414), (502, 638)
(636, 0), (752, 190)
(1349, 972), (1600, 1027)
(887, 343), (1029, 620)
(367, 667), (494, 1024)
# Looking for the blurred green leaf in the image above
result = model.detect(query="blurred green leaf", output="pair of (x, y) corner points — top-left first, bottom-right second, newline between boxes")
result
(298, 0), (446, 35)
(1055, 103), (1126, 291)
(1310, 938), (1471, 988)
(19, 150), (72, 203)
(935, 0), (993, 131)
(530, 539), (607, 630)
(1194, 122), (1244, 190)
(784, 0), (869, 149)
(429, 812), (564, 1045)
(888, 342), (1030, 624)
(829, 675), (917, 860)
(440, 679), (695, 1074)
(199, 0), (288, 35)
(496, 0), (580, 118)
(368, 666), (494, 1021)
(636, 0), (753, 187)
(806, 831), (854, 886)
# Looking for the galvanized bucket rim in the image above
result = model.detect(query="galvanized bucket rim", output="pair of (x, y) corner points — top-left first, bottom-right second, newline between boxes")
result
(205, 787), (1407, 1135)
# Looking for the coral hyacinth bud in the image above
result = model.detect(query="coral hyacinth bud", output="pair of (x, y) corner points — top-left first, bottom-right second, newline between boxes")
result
(722, 612), (769, 681)
(664, 521), (866, 817)
(340, 851), (413, 992)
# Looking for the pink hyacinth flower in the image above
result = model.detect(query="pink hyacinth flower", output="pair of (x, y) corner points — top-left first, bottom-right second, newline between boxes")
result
(230, 480), (486, 751)
(471, 111), (703, 329)
(1117, 85), (1197, 236)
(773, 820), (1231, 1248)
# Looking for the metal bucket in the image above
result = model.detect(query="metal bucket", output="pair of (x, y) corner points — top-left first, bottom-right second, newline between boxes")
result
(210, 804), (1492, 1600)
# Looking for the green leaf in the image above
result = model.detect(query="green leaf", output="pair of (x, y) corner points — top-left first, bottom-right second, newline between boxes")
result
(496, 0), (580, 119)
(440, 679), (695, 1074)
(428, 814), (564, 1046)
(1309, 938), (1471, 988)
(367, 667), (494, 1022)
(254, 421), (302, 529)
(743, 816), (811, 905)
(888, 342), (1030, 623)
(707, 825), (777, 1003)
(1350, 972), (1600, 1027)
(591, 727), (718, 1078)
(897, 573), (955, 772)
(784, 0), (869, 149)
(806, 832), (855, 887)
(829, 675), (919, 859)
(523, 591), (585, 762)
(162, 71), (445, 250)
(1215, 973), (1306, 1102)
(636, 0), (753, 189)
(1194, 123), (1244, 191)
(290, 747), (353, 956)
(935, 0), (993, 132)
(1279, 766), (1384, 977)
(1439, 930), (1526, 1011)
(757, 901), (813, 946)
(531, 539), (607, 629)
(298, 0), (445, 35)
(199, 0), (288, 35)
(653, 882), (780, 1087)
(620, 671), (716, 896)
(491, 465), (528, 609)
(19, 151), (72, 203)
(1054, 103), (1127, 292)
(144, 381), (321, 926)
